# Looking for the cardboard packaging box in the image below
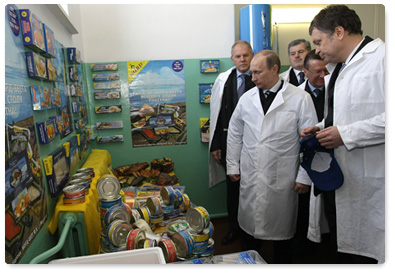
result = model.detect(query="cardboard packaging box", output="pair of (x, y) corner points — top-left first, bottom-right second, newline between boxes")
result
(19, 9), (46, 52)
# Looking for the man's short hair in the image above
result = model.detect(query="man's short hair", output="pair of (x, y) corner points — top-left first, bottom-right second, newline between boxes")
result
(231, 40), (254, 56)
(287, 39), (312, 56)
(309, 5), (363, 36)
(303, 49), (324, 69)
(255, 50), (281, 74)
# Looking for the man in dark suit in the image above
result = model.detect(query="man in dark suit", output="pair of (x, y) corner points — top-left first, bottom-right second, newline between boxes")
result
(280, 39), (311, 86)
(293, 49), (329, 257)
(209, 40), (255, 245)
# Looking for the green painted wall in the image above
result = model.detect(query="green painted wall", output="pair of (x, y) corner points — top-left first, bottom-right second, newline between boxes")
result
(84, 59), (235, 218)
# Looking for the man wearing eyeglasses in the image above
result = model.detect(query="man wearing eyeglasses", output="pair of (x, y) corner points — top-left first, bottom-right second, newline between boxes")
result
(299, 49), (329, 122)
(280, 39), (311, 86)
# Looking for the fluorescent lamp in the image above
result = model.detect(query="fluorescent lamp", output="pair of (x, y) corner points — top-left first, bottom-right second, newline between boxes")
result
(272, 8), (322, 24)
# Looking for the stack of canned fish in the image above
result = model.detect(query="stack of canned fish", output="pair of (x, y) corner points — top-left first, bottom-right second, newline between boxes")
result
(95, 174), (215, 263)
(63, 168), (95, 205)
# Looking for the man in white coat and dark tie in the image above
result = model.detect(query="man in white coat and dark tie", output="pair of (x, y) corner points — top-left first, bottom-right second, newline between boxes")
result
(226, 50), (317, 263)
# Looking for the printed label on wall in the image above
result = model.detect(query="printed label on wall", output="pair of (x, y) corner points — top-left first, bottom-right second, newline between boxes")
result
(128, 60), (187, 147)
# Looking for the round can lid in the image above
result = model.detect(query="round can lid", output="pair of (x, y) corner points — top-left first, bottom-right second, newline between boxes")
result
(104, 205), (131, 225)
(97, 175), (120, 199)
(111, 222), (133, 247)
(63, 184), (85, 194)
(186, 207), (209, 233)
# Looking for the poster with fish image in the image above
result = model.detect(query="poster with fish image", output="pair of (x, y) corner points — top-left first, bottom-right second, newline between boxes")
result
(128, 60), (187, 147)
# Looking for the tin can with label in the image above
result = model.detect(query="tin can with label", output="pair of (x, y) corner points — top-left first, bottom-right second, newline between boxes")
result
(63, 195), (85, 205)
(138, 206), (151, 224)
(162, 203), (174, 214)
(172, 230), (195, 258)
(199, 238), (214, 257)
(166, 219), (189, 236)
(104, 205), (131, 226)
(133, 219), (153, 234)
(190, 228), (210, 255)
(173, 189), (184, 208)
(76, 167), (95, 178)
(180, 193), (190, 213)
(150, 213), (164, 225)
(208, 221), (215, 238)
(141, 238), (157, 249)
(160, 186), (175, 205)
(130, 208), (141, 224)
(126, 228), (146, 250)
(147, 196), (163, 216)
(63, 184), (85, 198)
(69, 178), (91, 188)
(99, 194), (122, 209)
(71, 172), (93, 183)
(97, 174), (120, 200)
(108, 220), (133, 248)
(186, 206), (210, 233)
(159, 238), (177, 263)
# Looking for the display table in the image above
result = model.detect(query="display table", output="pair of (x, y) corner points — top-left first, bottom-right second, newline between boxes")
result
(48, 149), (113, 255)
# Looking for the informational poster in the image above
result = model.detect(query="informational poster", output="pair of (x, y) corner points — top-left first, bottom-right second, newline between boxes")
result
(4, 4), (47, 264)
(128, 60), (187, 147)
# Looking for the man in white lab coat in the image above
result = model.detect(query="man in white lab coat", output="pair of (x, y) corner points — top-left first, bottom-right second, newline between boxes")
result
(226, 50), (317, 263)
(303, 5), (385, 263)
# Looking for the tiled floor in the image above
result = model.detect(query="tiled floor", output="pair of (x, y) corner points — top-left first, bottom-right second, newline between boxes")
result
(211, 217), (333, 264)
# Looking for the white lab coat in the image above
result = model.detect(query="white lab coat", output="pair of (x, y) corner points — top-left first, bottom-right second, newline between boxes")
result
(208, 67), (235, 188)
(279, 66), (292, 83)
(227, 81), (317, 239)
(307, 38), (385, 263)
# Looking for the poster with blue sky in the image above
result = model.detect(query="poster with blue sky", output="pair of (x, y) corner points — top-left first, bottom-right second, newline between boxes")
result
(128, 60), (187, 147)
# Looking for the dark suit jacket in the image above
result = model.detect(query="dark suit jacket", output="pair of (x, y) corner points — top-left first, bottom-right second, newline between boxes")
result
(304, 81), (325, 122)
(210, 69), (255, 166)
(288, 68), (300, 86)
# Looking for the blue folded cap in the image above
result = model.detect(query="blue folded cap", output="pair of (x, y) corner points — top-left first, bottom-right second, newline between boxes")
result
(300, 135), (344, 191)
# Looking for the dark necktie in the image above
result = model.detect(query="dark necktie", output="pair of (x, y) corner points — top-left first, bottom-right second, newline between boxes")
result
(298, 71), (305, 85)
(237, 74), (246, 98)
(313, 88), (320, 97)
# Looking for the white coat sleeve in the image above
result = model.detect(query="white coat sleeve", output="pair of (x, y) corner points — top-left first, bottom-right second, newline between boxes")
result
(226, 104), (244, 175)
(338, 112), (385, 150)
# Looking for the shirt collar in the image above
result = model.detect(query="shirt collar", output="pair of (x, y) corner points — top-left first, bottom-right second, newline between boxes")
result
(266, 79), (282, 93)
(307, 80), (323, 92)
(237, 69), (251, 77)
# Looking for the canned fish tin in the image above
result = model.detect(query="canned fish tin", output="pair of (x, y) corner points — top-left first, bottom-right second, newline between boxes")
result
(63, 195), (85, 205)
(159, 239), (177, 263)
(208, 221), (215, 238)
(138, 206), (151, 224)
(173, 189), (184, 208)
(104, 205), (131, 226)
(130, 208), (141, 224)
(199, 238), (214, 257)
(166, 219), (189, 236)
(63, 184), (85, 198)
(151, 213), (164, 224)
(133, 219), (153, 234)
(147, 196), (163, 216)
(76, 167), (95, 178)
(97, 174), (120, 199)
(190, 228), (210, 255)
(180, 193), (190, 213)
(186, 206), (210, 233)
(172, 230), (195, 258)
(99, 194), (122, 209)
(108, 220), (133, 248)
(160, 186), (175, 205)
(69, 178), (91, 188)
(142, 238), (157, 248)
(71, 172), (92, 182)
(126, 229), (146, 250)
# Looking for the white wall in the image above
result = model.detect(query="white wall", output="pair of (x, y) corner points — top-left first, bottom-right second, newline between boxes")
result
(76, 4), (235, 63)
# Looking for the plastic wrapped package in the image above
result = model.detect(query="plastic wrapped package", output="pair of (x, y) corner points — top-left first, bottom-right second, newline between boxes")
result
(211, 250), (267, 264)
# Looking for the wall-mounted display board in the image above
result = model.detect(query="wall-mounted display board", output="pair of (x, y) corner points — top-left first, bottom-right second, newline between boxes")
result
(5, 5), (48, 264)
